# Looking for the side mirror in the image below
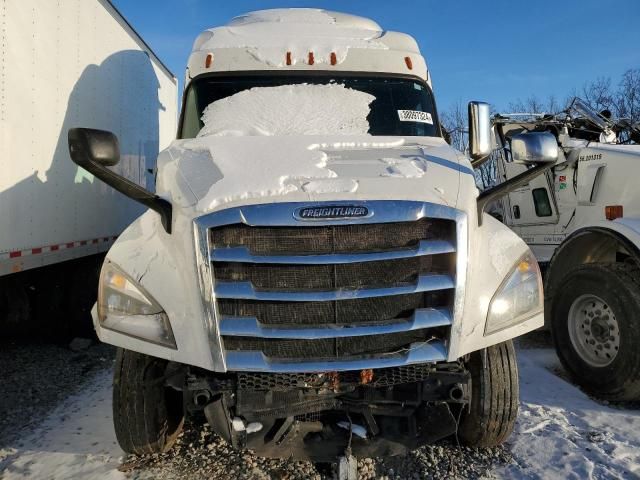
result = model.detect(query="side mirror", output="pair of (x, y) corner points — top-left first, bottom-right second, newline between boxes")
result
(69, 128), (120, 167)
(468, 101), (492, 164)
(68, 128), (172, 233)
(510, 132), (558, 164)
(476, 130), (558, 226)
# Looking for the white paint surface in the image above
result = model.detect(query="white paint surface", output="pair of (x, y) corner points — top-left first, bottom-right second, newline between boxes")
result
(2, 348), (638, 478)
(0, 0), (177, 276)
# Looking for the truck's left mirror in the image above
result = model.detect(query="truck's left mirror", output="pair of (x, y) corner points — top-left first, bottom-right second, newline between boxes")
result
(68, 128), (120, 167)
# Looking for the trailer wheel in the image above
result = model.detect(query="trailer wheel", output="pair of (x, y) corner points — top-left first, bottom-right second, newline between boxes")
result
(113, 348), (184, 454)
(458, 341), (519, 447)
(551, 263), (640, 401)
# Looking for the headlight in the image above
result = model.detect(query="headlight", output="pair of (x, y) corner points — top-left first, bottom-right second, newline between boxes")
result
(98, 261), (176, 348)
(485, 252), (543, 335)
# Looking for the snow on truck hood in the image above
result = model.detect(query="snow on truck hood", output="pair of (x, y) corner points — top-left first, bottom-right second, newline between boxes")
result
(158, 135), (466, 216)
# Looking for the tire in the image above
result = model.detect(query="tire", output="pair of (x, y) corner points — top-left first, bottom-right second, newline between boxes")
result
(113, 348), (185, 454)
(458, 341), (519, 447)
(550, 263), (640, 401)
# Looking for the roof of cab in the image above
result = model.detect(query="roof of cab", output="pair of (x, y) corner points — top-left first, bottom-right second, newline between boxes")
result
(186, 9), (429, 85)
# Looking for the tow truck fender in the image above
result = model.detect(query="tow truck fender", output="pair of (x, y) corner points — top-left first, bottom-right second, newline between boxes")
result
(543, 218), (640, 326)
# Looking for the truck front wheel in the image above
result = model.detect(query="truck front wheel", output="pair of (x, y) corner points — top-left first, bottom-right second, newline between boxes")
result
(458, 341), (519, 447)
(551, 263), (640, 401)
(113, 348), (185, 454)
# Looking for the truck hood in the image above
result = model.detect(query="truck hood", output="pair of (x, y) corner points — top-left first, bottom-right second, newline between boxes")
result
(157, 135), (468, 216)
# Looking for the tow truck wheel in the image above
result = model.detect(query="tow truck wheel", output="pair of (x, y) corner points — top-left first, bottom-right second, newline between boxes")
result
(458, 340), (519, 447)
(113, 348), (185, 454)
(551, 263), (640, 401)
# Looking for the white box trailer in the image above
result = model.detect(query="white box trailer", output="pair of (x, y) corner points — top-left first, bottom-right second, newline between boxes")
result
(0, 0), (177, 335)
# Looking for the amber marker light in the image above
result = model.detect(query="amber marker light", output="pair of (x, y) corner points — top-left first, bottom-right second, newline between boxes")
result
(605, 205), (623, 220)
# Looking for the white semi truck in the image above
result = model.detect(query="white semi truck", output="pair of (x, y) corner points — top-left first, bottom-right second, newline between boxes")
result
(68, 9), (557, 468)
(492, 100), (640, 401)
(0, 0), (177, 337)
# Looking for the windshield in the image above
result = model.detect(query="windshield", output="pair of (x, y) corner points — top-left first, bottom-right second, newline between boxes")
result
(179, 74), (440, 139)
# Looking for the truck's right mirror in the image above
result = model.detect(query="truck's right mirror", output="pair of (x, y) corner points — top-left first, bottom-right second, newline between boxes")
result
(476, 131), (558, 225)
(510, 131), (558, 165)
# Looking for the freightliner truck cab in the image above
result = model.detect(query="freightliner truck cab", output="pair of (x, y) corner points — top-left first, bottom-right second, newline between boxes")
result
(67, 9), (557, 471)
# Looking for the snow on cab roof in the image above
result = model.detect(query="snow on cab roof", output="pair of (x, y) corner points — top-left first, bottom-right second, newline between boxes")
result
(186, 8), (429, 83)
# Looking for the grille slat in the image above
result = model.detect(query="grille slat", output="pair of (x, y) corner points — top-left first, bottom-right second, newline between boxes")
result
(218, 293), (448, 326)
(206, 206), (457, 367)
(210, 239), (456, 264)
(213, 255), (453, 291)
(219, 307), (452, 339)
(224, 331), (432, 360)
(214, 273), (454, 301)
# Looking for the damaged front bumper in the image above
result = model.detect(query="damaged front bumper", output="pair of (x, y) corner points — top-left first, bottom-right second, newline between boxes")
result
(176, 361), (470, 461)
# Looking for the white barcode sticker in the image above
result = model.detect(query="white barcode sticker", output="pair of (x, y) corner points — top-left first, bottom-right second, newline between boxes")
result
(397, 110), (433, 124)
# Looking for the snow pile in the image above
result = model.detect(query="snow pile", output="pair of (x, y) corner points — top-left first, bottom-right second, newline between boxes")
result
(161, 136), (465, 212)
(228, 9), (348, 27)
(168, 136), (341, 211)
(498, 348), (640, 478)
(0, 370), (124, 479)
(196, 9), (387, 67)
(198, 84), (375, 137)
(381, 157), (428, 178)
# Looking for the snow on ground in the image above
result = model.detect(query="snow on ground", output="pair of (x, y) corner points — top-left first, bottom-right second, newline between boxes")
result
(1, 346), (638, 479)
(499, 348), (640, 479)
(0, 370), (125, 480)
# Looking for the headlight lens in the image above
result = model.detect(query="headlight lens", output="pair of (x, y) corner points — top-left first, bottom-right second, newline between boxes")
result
(485, 252), (543, 335)
(98, 261), (176, 348)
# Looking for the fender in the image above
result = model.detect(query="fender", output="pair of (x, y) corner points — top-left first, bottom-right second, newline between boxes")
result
(544, 219), (640, 311)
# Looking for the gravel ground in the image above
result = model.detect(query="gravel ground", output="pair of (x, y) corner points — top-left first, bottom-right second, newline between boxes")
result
(119, 419), (511, 480)
(4, 331), (639, 479)
(0, 333), (540, 479)
(0, 339), (115, 447)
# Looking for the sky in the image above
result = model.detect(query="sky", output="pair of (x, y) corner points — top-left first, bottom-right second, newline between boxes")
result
(112, 0), (640, 114)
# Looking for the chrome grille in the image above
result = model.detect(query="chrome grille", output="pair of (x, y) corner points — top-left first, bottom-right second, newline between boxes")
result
(195, 201), (463, 372)
(210, 218), (452, 255)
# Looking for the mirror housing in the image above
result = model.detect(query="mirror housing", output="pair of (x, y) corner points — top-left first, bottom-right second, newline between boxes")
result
(468, 101), (492, 164)
(68, 128), (172, 233)
(510, 131), (558, 164)
(70, 128), (121, 167)
(476, 130), (559, 226)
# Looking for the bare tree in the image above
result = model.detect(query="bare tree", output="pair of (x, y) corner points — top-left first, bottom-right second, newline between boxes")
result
(508, 95), (561, 115)
(615, 69), (640, 122)
(440, 100), (468, 153)
(581, 76), (614, 113)
(505, 68), (640, 125)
